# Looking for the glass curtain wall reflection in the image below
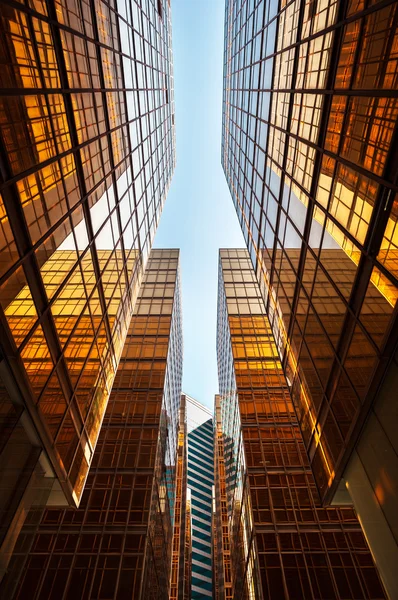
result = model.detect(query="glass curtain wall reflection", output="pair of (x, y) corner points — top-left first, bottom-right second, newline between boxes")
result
(170, 394), (192, 600)
(1, 249), (183, 600)
(185, 394), (214, 599)
(222, 0), (398, 512)
(0, 0), (175, 578)
(0, 0), (175, 508)
(213, 394), (233, 600)
(216, 249), (386, 600)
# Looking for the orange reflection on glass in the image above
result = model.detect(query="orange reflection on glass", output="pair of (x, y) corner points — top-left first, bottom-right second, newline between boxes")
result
(354, 5), (398, 90)
(255, 251), (334, 480)
(325, 96), (347, 153)
(328, 163), (378, 245)
(344, 324), (378, 400)
(342, 97), (398, 177)
(37, 367), (67, 439)
(347, 0), (365, 15)
(20, 324), (53, 399)
(32, 17), (60, 88)
(366, 267), (397, 322)
(377, 193), (398, 302)
(4, 278), (38, 347)
(4, 7), (41, 89)
(316, 156), (335, 208)
(336, 21), (359, 89)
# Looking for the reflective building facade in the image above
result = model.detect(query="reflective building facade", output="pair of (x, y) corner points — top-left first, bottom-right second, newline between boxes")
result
(185, 394), (214, 599)
(1, 249), (183, 599)
(170, 394), (192, 600)
(0, 0), (175, 579)
(213, 394), (232, 600)
(216, 249), (386, 600)
(222, 1), (398, 594)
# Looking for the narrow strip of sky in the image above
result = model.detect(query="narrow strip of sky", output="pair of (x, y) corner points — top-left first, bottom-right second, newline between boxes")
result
(154, 0), (244, 409)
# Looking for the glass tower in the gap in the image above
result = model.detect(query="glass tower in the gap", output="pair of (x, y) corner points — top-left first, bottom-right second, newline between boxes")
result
(185, 394), (214, 600)
(215, 248), (386, 600)
(222, 1), (398, 595)
(0, 0), (175, 580)
(1, 249), (183, 600)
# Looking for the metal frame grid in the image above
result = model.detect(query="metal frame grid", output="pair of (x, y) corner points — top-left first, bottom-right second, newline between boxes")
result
(2, 249), (183, 600)
(170, 394), (191, 600)
(0, 0), (175, 505)
(222, 0), (398, 501)
(216, 248), (386, 600)
(182, 397), (215, 599)
(213, 394), (233, 600)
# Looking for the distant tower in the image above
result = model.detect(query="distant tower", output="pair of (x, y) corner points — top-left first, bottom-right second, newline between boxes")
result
(184, 394), (214, 599)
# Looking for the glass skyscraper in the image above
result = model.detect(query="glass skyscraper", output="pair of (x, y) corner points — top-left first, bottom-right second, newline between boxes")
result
(1, 249), (183, 599)
(222, 1), (398, 594)
(215, 248), (386, 600)
(213, 394), (232, 600)
(0, 0), (175, 580)
(185, 393), (214, 599)
(170, 394), (192, 600)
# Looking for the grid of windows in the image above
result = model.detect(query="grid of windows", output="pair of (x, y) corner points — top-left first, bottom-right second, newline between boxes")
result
(213, 395), (233, 600)
(215, 249), (386, 600)
(222, 0), (398, 502)
(184, 395), (214, 599)
(170, 395), (191, 600)
(187, 417), (213, 599)
(0, 0), (175, 507)
(1, 250), (183, 600)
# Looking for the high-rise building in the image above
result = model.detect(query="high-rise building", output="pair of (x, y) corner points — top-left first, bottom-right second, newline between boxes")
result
(0, 0), (175, 578)
(215, 248), (386, 600)
(1, 249), (183, 599)
(170, 394), (192, 600)
(213, 394), (232, 600)
(184, 394), (214, 599)
(222, 1), (398, 594)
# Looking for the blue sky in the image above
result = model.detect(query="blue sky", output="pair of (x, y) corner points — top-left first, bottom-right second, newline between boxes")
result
(153, 0), (244, 409)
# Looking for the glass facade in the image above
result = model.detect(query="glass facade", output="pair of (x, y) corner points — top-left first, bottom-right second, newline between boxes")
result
(1, 249), (183, 599)
(216, 248), (386, 600)
(170, 394), (191, 600)
(222, 0), (398, 507)
(185, 394), (214, 599)
(0, 0), (176, 516)
(213, 394), (233, 600)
